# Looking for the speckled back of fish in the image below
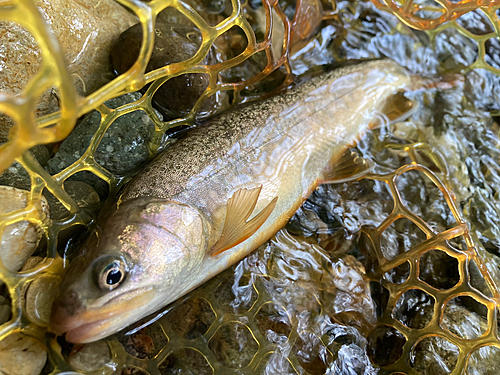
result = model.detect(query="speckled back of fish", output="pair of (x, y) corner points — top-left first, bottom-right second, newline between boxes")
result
(123, 60), (408, 203)
(51, 60), (418, 343)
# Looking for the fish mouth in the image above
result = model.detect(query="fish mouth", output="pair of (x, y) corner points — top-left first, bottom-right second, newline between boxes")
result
(51, 287), (156, 343)
(65, 317), (118, 343)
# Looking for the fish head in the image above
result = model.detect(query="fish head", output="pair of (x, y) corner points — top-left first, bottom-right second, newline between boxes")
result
(50, 197), (208, 343)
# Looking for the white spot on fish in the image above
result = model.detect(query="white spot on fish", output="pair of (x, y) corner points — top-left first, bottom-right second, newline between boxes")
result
(182, 208), (195, 227)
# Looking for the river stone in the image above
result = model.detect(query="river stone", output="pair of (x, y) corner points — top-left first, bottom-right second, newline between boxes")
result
(0, 0), (136, 142)
(0, 145), (50, 190)
(0, 161), (31, 191)
(42, 180), (100, 221)
(0, 295), (10, 325)
(111, 22), (218, 120)
(46, 92), (156, 178)
(67, 340), (111, 372)
(157, 1), (229, 26)
(408, 299), (494, 374)
(0, 186), (49, 273)
(0, 332), (47, 375)
(19, 256), (45, 272)
(24, 274), (60, 326)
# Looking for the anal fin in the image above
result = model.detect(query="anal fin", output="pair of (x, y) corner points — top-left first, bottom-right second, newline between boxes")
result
(369, 91), (419, 130)
(211, 186), (278, 256)
(320, 148), (374, 184)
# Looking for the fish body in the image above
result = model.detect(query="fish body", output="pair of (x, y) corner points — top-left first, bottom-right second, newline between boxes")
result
(51, 60), (418, 343)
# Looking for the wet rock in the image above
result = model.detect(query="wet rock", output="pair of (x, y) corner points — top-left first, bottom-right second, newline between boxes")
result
(0, 161), (31, 191)
(158, 348), (212, 375)
(24, 274), (60, 326)
(293, 331), (332, 375)
(111, 22), (222, 120)
(442, 300), (488, 340)
(434, 28), (478, 71)
(163, 297), (215, 340)
(19, 256), (46, 272)
(46, 92), (156, 177)
(255, 302), (292, 344)
(117, 320), (168, 360)
(121, 332), (155, 360)
(157, 0), (230, 26)
(0, 146), (50, 190)
(122, 368), (149, 375)
(42, 181), (100, 221)
(411, 336), (460, 375)
(0, 0), (136, 142)
(0, 186), (48, 273)
(29, 145), (50, 167)
(0, 294), (10, 325)
(367, 325), (406, 367)
(467, 345), (500, 375)
(216, 26), (259, 79)
(67, 340), (112, 372)
(214, 273), (258, 314)
(0, 332), (47, 375)
(464, 69), (500, 111)
(456, 10), (495, 36)
(208, 322), (259, 368)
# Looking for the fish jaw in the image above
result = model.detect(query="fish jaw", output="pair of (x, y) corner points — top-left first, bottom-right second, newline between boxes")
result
(50, 286), (156, 343)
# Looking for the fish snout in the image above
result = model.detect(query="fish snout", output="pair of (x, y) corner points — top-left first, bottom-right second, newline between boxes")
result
(50, 289), (83, 335)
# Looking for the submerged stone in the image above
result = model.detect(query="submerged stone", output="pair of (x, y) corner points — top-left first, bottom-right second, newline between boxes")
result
(0, 146), (50, 191)
(0, 294), (10, 325)
(0, 0), (136, 142)
(67, 340), (112, 372)
(24, 274), (61, 327)
(0, 186), (48, 274)
(0, 332), (47, 375)
(42, 181), (101, 221)
(46, 92), (156, 178)
(111, 22), (220, 120)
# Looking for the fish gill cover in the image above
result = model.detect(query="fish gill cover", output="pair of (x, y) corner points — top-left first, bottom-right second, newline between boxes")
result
(0, 0), (500, 374)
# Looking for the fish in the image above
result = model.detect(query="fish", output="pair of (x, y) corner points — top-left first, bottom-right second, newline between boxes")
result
(50, 59), (439, 343)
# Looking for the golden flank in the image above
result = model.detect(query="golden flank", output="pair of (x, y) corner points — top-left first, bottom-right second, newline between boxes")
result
(51, 60), (445, 343)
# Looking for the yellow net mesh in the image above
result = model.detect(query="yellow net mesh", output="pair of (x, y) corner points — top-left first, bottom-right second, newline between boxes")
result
(1, 0), (500, 374)
(362, 155), (500, 375)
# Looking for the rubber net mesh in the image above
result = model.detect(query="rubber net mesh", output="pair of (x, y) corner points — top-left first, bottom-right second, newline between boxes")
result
(0, 0), (500, 374)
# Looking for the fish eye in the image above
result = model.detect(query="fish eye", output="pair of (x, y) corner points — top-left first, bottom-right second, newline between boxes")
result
(98, 260), (126, 290)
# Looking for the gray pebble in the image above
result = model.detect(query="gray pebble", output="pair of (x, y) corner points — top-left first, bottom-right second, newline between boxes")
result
(0, 295), (10, 325)
(67, 340), (112, 372)
(0, 145), (49, 191)
(0, 186), (49, 273)
(0, 332), (47, 375)
(46, 92), (157, 178)
(42, 180), (100, 221)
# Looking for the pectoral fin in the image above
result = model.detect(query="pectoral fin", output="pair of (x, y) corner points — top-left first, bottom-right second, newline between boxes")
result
(211, 186), (278, 256)
(369, 91), (419, 130)
(320, 148), (374, 184)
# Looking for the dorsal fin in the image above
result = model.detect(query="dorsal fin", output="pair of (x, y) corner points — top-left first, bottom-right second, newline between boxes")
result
(211, 186), (278, 256)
